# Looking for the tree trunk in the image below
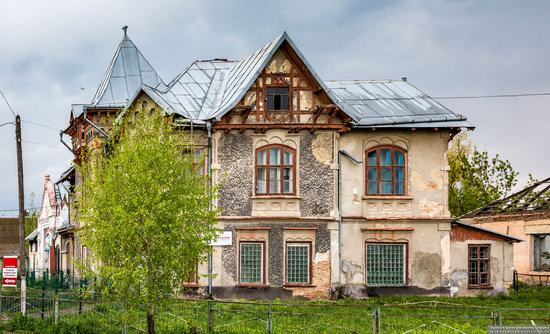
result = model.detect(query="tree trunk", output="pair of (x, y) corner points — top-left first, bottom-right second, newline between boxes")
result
(147, 309), (155, 334)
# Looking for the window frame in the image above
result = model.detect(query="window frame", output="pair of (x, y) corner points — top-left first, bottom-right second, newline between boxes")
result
(365, 241), (408, 287)
(183, 262), (199, 288)
(468, 244), (492, 289)
(238, 241), (267, 286)
(364, 145), (407, 196)
(285, 241), (312, 286)
(266, 86), (290, 112)
(255, 144), (296, 196)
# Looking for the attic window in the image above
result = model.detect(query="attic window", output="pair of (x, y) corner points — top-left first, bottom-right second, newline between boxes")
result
(266, 87), (289, 111)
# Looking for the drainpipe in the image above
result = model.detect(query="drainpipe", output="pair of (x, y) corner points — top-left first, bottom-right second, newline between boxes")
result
(337, 150), (362, 288)
(206, 121), (213, 298)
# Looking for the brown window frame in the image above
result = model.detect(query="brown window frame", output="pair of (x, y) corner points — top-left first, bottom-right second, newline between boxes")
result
(237, 240), (267, 286)
(284, 241), (313, 286)
(365, 145), (407, 196)
(183, 262), (199, 288)
(255, 144), (296, 196)
(468, 244), (492, 289)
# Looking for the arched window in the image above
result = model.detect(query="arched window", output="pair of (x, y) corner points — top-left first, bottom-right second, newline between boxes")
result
(256, 145), (295, 195)
(366, 146), (406, 195)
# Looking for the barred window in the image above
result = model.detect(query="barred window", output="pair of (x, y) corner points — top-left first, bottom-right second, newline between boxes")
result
(256, 145), (295, 195)
(286, 243), (310, 284)
(366, 243), (406, 286)
(468, 245), (491, 288)
(239, 242), (264, 284)
(366, 146), (406, 195)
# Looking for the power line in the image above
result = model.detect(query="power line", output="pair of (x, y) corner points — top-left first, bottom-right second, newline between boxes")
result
(434, 92), (550, 100)
(22, 140), (67, 150)
(22, 120), (62, 132)
(0, 90), (17, 117)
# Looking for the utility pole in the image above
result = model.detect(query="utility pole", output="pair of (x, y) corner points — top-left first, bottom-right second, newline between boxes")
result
(15, 115), (26, 315)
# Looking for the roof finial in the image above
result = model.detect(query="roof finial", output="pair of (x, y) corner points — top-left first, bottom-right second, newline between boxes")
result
(122, 25), (128, 37)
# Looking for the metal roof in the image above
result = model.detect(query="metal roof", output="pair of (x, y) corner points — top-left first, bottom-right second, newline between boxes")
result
(75, 29), (472, 129)
(25, 227), (40, 241)
(462, 177), (550, 218)
(326, 80), (474, 128)
(90, 28), (166, 108)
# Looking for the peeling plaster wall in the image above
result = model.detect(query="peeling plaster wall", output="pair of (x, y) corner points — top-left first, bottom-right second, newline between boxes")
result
(299, 132), (335, 217)
(449, 240), (513, 296)
(338, 130), (451, 219)
(210, 222), (331, 299)
(218, 133), (253, 216)
(336, 219), (452, 298)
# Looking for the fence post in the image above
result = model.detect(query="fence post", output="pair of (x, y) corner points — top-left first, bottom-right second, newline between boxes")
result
(373, 307), (380, 334)
(79, 279), (83, 315)
(267, 303), (273, 334)
(41, 271), (46, 319)
(207, 301), (214, 333)
(54, 291), (59, 324)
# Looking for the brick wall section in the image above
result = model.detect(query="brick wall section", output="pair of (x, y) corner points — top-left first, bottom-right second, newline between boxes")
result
(0, 218), (19, 257)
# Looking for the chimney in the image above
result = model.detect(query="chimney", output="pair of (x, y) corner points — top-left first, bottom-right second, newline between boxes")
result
(45, 175), (51, 181)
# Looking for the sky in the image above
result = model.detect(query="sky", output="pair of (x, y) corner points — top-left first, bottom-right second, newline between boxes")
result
(1, 0), (549, 215)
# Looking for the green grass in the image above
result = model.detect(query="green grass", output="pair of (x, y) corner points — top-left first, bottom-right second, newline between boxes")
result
(1, 287), (549, 333)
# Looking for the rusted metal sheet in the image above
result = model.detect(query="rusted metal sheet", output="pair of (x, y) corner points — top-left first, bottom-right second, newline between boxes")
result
(451, 221), (522, 242)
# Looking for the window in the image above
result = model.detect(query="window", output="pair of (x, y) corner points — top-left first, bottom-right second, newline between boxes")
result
(239, 242), (265, 284)
(468, 245), (491, 288)
(366, 243), (406, 286)
(366, 146), (406, 195)
(184, 262), (199, 287)
(183, 147), (206, 176)
(256, 145), (295, 195)
(266, 87), (289, 111)
(286, 243), (311, 285)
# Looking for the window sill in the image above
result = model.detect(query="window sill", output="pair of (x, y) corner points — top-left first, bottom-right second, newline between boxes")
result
(283, 284), (316, 288)
(362, 195), (413, 200)
(236, 284), (270, 289)
(468, 285), (494, 290)
(253, 195), (301, 199)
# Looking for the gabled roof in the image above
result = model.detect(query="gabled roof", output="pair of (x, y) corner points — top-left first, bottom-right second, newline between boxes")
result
(90, 27), (166, 108)
(326, 80), (474, 128)
(462, 177), (550, 219)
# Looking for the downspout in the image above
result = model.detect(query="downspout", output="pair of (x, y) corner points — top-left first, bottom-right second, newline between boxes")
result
(337, 151), (343, 287)
(206, 121), (213, 298)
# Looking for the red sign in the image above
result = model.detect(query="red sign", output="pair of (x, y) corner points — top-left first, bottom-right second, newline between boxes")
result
(2, 256), (18, 288)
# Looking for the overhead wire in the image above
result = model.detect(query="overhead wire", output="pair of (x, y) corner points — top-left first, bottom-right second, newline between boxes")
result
(0, 90), (17, 117)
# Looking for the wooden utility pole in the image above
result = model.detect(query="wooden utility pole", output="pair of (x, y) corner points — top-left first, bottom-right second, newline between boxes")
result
(15, 115), (26, 315)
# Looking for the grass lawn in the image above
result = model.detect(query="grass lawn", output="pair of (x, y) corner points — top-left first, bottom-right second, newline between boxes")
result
(1, 286), (549, 333)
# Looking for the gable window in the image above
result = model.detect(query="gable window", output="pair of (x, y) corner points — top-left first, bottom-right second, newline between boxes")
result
(266, 87), (289, 111)
(239, 242), (265, 284)
(256, 145), (295, 195)
(366, 243), (406, 286)
(366, 146), (406, 195)
(468, 245), (491, 288)
(286, 242), (311, 285)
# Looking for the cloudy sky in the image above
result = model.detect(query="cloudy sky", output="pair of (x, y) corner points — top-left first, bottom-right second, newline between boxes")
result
(1, 0), (549, 214)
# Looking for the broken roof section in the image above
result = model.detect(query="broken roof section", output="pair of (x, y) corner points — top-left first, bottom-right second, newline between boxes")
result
(462, 177), (550, 218)
(90, 26), (165, 108)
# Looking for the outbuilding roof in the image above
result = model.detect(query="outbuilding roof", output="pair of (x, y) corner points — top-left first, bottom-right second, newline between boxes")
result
(462, 177), (550, 218)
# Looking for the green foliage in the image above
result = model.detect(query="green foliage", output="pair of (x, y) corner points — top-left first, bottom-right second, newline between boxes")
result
(448, 132), (518, 217)
(24, 192), (37, 237)
(77, 111), (219, 330)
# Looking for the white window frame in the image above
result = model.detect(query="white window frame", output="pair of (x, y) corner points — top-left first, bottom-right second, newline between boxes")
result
(239, 242), (265, 285)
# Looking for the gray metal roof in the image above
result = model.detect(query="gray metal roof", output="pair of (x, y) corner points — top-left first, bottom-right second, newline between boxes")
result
(90, 30), (166, 108)
(326, 80), (474, 128)
(75, 30), (472, 129)
(25, 227), (40, 241)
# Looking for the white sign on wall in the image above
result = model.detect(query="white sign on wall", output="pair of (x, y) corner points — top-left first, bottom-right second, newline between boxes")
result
(211, 230), (233, 246)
